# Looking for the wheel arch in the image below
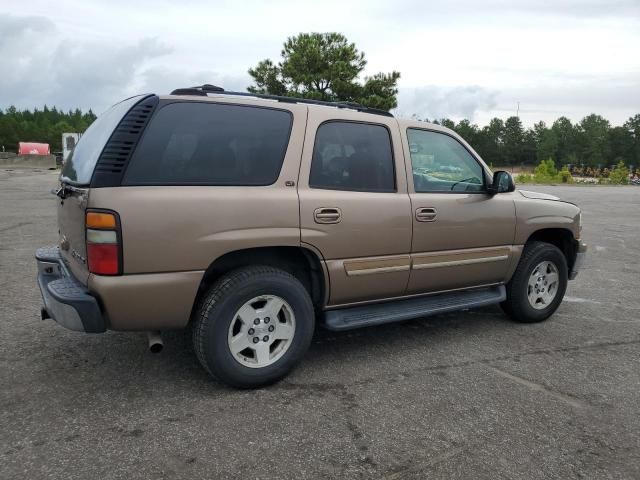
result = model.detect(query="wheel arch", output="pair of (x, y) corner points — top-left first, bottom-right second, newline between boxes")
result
(190, 246), (327, 319)
(525, 228), (578, 272)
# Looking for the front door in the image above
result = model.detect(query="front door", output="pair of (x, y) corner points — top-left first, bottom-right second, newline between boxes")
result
(298, 110), (412, 306)
(400, 126), (517, 294)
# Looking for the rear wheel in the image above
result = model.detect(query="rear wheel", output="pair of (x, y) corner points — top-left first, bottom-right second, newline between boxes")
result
(192, 266), (314, 388)
(502, 241), (568, 323)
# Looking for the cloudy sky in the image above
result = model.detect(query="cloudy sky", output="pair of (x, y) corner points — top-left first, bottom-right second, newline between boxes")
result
(2, 0), (639, 126)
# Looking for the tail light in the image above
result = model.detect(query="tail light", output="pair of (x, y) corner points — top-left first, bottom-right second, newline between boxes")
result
(86, 210), (121, 275)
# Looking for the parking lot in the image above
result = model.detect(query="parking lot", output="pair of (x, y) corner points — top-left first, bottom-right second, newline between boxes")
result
(1, 169), (639, 479)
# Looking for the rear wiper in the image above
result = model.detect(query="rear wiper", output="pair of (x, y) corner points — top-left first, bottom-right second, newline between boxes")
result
(52, 183), (84, 199)
(53, 185), (71, 199)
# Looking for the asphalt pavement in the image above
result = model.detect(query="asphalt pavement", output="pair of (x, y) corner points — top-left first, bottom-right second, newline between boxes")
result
(1, 168), (639, 479)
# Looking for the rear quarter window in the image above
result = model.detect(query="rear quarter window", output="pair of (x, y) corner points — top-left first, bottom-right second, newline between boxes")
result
(61, 95), (145, 185)
(122, 102), (293, 186)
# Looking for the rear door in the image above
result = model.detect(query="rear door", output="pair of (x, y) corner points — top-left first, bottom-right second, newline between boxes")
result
(298, 110), (412, 306)
(401, 126), (517, 294)
(57, 95), (148, 284)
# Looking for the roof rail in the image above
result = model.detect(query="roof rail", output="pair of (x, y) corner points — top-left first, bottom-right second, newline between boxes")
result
(169, 84), (394, 117)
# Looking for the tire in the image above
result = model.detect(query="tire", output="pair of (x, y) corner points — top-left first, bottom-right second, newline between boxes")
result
(501, 241), (568, 323)
(192, 266), (315, 388)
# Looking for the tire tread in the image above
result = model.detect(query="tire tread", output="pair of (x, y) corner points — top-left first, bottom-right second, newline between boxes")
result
(502, 241), (568, 323)
(192, 266), (312, 387)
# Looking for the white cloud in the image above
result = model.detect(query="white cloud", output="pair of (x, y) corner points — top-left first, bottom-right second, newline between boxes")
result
(1, 0), (639, 125)
(395, 86), (498, 122)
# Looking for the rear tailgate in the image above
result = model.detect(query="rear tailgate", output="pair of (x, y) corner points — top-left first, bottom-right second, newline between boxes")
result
(56, 94), (151, 285)
(57, 186), (90, 285)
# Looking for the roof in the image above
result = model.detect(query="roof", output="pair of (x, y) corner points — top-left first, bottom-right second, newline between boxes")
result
(167, 84), (394, 118)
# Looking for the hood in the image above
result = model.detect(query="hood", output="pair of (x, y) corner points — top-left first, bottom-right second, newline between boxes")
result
(518, 189), (560, 201)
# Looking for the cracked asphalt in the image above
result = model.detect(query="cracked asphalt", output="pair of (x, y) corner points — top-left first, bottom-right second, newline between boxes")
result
(1, 169), (639, 479)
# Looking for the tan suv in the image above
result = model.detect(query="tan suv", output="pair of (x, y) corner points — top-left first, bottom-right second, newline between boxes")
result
(36, 85), (587, 388)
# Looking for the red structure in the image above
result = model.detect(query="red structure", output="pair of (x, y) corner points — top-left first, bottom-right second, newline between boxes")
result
(18, 142), (50, 155)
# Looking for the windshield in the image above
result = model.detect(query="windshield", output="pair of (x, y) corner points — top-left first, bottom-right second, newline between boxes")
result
(60, 95), (145, 185)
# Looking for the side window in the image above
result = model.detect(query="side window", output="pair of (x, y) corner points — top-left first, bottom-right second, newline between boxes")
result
(123, 102), (292, 185)
(309, 122), (395, 192)
(407, 129), (485, 193)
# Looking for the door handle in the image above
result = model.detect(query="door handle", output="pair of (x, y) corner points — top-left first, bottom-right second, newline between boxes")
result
(415, 207), (437, 222)
(314, 207), (342, 224)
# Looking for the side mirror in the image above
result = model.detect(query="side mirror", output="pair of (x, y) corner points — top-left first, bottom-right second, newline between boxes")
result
(487, 170), (515, 195)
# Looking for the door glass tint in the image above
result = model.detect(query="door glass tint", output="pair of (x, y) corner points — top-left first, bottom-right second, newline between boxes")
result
(310, 122), (395, 192)
(407, 129), (485, 192)
(123, 102), (292, 185)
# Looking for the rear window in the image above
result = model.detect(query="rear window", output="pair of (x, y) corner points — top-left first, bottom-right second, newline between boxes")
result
(61, 95), (145, 185)
(122, 102), (293, 186)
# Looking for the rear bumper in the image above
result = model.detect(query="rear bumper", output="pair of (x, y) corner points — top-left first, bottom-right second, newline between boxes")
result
(569, 241), (587, 280)
(35, 246), (106, 333)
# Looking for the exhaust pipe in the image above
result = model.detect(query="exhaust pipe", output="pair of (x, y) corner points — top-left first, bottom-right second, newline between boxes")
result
(147, 331), (163, 353)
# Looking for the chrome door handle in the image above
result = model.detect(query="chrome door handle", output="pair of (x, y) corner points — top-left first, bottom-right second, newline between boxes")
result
(415, 207), (437, 222)
(314, 207), (342, 224)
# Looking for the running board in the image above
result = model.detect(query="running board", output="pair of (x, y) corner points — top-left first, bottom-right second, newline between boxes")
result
(322, 285), (506, 331)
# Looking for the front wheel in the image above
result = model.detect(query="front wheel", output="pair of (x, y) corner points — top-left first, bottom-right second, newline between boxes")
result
(192, 266), (315, 388)
(501, 241), (568, 323)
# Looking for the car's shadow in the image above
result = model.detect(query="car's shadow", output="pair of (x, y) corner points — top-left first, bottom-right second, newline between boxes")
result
(30, 305), (513, 398)
(115, 305), (511, 389)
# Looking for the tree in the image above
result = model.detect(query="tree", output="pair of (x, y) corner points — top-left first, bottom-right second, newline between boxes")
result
(624, 114), (640, 167)
(0, 105), (96, 152)
(476, 118), (505, 165)
(550, 117), (576, 165)
(608, 126), (634, 166)
(608, 160), (629, 184)
(453, 119), (479, 147)
(248, 32), (401, 110)
(438, 118), (456, 130)
(537, 129), (558, 163)
(577, 114), (611, 166)
(502, 116), (525, 166)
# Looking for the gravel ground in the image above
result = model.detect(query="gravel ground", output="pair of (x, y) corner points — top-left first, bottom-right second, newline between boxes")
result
(1, 169), (639, 479)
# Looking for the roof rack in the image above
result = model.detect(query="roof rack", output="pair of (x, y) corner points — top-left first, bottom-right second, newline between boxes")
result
(169, 84), (394, 118)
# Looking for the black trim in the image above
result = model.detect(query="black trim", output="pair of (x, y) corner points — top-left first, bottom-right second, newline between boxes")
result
(405, 127), (490, 194)
(309, 119), (398, 193)
(170, 85), (393, 117)
(90, 95), (159, 188)
(323, 285), (506, 331)
(35, 247), (107, 333)
(120, 100), (294, 187)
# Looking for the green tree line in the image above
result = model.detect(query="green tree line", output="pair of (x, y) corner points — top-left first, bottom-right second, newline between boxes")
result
(248, 32), (639, 169)
(2, 103), (637, 169)
(0, 106), (96, 153)
(430, 114), (640, 168)
(3, 31), (638, 169)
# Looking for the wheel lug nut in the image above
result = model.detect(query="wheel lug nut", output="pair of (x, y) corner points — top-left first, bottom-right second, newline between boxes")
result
(263, 335), (269, 342)
(253, 318), (260, 325)
(248, 328), (255, 335)
(252, 337), (259, 344)
(268, 325), (274, 332)
(264, 317), (270, 324)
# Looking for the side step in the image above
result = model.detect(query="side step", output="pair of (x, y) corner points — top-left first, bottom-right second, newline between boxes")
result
(323, 285), (506, 331)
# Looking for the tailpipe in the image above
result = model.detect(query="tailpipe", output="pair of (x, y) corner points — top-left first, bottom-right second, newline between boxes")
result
(147, 331), (163, 353)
